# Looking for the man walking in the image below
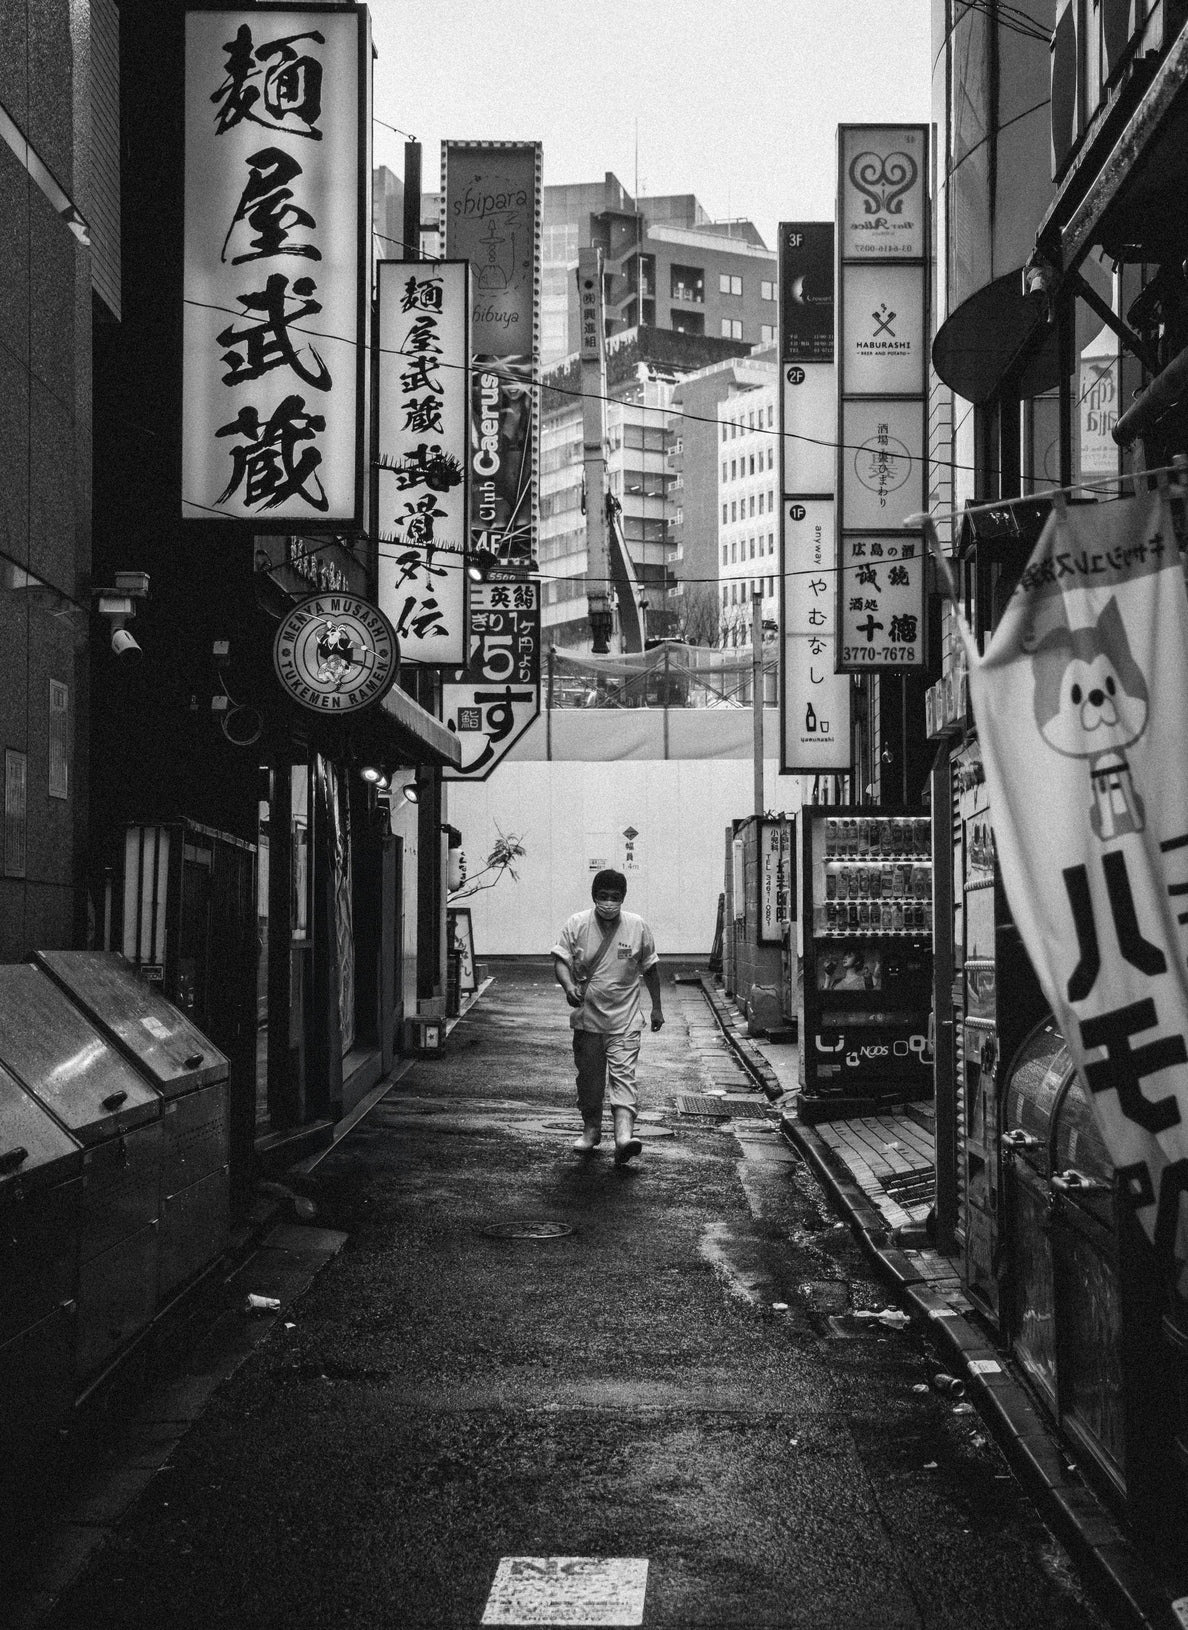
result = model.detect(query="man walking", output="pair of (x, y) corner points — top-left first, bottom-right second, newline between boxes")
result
(551, 869), (664, 1164)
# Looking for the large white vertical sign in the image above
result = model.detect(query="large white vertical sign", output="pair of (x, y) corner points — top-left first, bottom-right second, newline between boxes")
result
(376, 260), (469, 664)
(182, 7), (368, 525)
(779, 222), (851, 773)
(836, 126), (928, 670)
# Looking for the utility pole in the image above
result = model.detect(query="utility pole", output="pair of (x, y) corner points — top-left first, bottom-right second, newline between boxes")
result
(752, 588), (764, 822)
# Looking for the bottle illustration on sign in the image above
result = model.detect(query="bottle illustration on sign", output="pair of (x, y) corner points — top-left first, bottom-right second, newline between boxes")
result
(477, 219), (513, 293)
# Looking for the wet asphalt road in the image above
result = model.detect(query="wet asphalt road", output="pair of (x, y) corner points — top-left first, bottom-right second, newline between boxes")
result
(31, 962), (1107, 1629)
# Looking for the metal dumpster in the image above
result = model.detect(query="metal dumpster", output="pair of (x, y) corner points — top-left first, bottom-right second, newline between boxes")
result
(1002, 1015), (1183, 1517)
(0, 965), (161, 1380)
(34, 950), (230, 1298)
(0, 1058), (82, 1486)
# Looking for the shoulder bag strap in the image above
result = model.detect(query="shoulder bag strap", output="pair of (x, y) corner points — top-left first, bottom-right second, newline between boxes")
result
(577, 916), (619, 987)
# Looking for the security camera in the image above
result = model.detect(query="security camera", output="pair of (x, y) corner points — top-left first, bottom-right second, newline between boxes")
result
(111, 626), (142, 658)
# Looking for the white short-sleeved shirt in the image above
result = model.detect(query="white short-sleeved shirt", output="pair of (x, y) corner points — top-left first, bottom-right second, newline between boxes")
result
(551, 907), (659, 1034)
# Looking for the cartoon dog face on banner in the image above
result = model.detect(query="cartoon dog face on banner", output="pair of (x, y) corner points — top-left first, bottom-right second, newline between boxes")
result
(1027, 595), (1150, 841)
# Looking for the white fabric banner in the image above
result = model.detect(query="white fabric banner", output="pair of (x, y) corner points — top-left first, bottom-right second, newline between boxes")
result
(966, 487), (1188, 1288)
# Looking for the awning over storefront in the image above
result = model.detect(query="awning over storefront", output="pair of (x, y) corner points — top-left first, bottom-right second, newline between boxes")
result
(377, 681), (462, 768)
(932, 271), (1058, 405)
(1039, 21), (1188, 271)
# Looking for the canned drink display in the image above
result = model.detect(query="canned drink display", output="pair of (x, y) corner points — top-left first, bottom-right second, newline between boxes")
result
(837, 868), (849, 900)
(825, 821), (837, 857)
(825, 872), (837, 901)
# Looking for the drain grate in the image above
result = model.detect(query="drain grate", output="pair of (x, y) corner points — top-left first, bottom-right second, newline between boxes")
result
(884, 1168), (935, 1204)
(477, 1221), (575, 1240)
(676, 1094), (770, 1120)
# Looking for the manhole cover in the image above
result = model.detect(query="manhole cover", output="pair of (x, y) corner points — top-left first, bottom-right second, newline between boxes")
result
(635, 1125), (675, 1140)
(478, 1221), (576, 1240)
(676, 1094), (769, 1120)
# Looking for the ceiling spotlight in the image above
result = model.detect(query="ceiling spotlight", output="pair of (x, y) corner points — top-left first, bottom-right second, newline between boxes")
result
(361, 765), (383, 783)
(401, 781), (420, 804)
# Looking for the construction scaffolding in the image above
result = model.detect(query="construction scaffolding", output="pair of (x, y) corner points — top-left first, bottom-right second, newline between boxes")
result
(546, 640), (777, 711)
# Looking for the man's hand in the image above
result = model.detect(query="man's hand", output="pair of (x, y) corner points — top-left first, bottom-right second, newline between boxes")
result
(566, 987), (584, 1009)
(650, 1008), (665, 1032)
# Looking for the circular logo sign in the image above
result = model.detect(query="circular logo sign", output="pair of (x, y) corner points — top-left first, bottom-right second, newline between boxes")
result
(273, 594), (399, 714)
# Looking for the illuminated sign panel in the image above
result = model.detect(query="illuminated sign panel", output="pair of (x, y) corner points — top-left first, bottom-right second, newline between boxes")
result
(377, 260), (469, 665)
(182, 7), (368, 525)
(778, 222), (851, 773)
(836, 126), (928, 673)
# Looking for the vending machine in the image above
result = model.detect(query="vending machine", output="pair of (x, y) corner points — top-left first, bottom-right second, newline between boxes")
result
(798, 807), (934, 1121)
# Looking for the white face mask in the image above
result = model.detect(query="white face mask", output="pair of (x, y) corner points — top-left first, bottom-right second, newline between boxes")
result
(594, 898), (623, 921)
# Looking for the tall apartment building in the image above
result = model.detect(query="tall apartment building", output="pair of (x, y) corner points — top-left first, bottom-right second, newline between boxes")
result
(716, 375), (780, 647)
(541, 175), (778, 367)
(668, 352), (777, 644)
(540, 328), (751, 646)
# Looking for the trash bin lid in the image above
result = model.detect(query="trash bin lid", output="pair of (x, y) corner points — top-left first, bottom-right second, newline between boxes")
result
(0, 1057), (83, 1194)
(1004, 1015), (1075, 1149)
(34, 951), (228, 1097)
(0, 966), (158, 1145)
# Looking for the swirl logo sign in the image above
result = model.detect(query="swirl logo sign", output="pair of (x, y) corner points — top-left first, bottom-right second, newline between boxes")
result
(847, 150), (919, 218)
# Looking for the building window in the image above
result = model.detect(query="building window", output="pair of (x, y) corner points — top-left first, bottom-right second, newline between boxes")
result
(722, 503), (728, 523)
(730, 459), (737, 480)
(720, 317), (743, 339)
(671, 264), (704, 303)
(730, 421), (737, 438)
(768, 531), (774, 553)
(761, 279), (776, 301)
(768, 575), (775, 596)
(760, 324), (775, 344)
(767, 405), (774, 426)
(732, 539), (739, 562)
(722, 545), (728, 565)
(670, 310), (704, 335)
(721, 422), (727, 442)
(749, 454), (755, 476)
(4, 749), (27, 878)
(748, 496), (755, 517)
(721, 461), (727, 482)
(749, 538), (756, 558)
(767, 446), (774, 469)
(731, 501), (737, 522)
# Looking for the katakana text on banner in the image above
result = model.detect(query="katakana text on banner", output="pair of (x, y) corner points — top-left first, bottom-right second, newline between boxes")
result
(965, 487), (1188, 1289)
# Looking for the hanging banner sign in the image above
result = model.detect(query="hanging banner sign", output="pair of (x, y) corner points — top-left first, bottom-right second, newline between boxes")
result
(778, 220), (851, 774)
(442, 140), (542, 571)
(376, 260), (469, 665)
(442, 578), (540, 781)
(964, 487), (1188, 1291)
(836, 125), (928, 674)
(182, 6), (369, 525)
(273, 593), (398, 713)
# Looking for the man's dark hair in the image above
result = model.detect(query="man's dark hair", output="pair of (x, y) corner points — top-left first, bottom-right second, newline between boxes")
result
(591, 868), (627, 899)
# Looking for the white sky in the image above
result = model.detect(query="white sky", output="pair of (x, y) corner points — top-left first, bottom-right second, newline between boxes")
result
(370, 0), (933, 250)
